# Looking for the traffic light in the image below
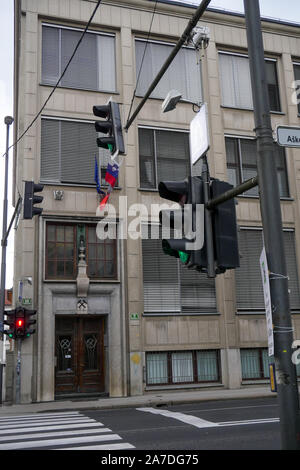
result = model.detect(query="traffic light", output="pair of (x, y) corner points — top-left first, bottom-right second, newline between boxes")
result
(158, 176), (205, 267)
(15, 307), (26, 338)
(23, 181), (44, 219)
(24, 309), (37, 337)
(3, 310), (16, 339)
(93, 101), (125, 156)
(210, 179), (240, 271)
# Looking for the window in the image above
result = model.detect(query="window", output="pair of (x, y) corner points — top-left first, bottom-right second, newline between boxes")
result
(225, 136), (289, 197)
(46, 223), (117, 280)
(41, 118), (111, 185)
(219, 52), (281, 112)
(139, 128), (190, 189)
(135, 39), (202, 102)
(293, 62), (300, 115)
(142, 235), (217, 315)
(235, 229), (300, 313)
(42, 25), (116, 92)
(240, 348), (270, 380)
(146, 350), (220, 385)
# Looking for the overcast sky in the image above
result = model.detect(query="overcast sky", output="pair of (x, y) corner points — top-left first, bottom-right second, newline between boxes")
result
(1, 0), (300, 288)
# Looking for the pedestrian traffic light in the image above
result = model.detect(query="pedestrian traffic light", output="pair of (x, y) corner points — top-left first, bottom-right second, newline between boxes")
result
(158, 176), (205, 267)
(93, 101), (125, 156)
(3, 310), (16, 339)
(23, 181), (44, 219)
(24, 309), (37, 337)
(15, 307), (26, 338)
(210, 179), (240, 271)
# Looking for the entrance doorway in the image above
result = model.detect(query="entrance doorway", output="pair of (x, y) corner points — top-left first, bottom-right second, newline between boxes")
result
(55, 316), (105, 397)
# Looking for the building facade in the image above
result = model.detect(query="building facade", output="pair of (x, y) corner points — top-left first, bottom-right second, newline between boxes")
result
(11, 0), (300, 403)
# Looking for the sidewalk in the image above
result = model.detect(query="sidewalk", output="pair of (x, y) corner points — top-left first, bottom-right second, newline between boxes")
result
(0, 385), (276, 416)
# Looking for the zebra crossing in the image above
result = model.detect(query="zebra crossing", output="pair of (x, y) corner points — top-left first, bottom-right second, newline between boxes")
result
(0, 411), (135, 450)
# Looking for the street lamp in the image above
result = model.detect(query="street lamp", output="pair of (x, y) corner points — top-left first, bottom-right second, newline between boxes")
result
(162, 89), (201, 114)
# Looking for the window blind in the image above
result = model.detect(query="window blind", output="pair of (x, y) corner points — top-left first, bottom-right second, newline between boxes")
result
(142, 237), (181, 313)
(180, 263), (217, 313)
(236, 229), (300, 311)
(42, 25), (116, 92)
(135, 40), (202, 102)
(41, 118), (111, 185)
(219, 53), (280, 111)
(139, 128), (190, 189)
(142, 228), (217, 314)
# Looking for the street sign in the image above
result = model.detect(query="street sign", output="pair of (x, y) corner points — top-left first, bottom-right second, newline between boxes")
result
(276, 125), (300, 147)
(260, 247), (274, 356)
(189, 102), (210, 166)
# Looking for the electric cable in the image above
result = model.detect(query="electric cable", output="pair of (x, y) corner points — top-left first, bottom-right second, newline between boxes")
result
(126, 0), (158, 128)
(2, 0), (102, 158)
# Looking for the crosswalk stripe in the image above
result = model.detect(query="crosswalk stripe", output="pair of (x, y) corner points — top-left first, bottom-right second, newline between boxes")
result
(0, 411), (136, 450)
(57, 443), (136, 450)
(0, 417), (97, 430)
(0, 412), (80, 421)
(2, 422), (104, 434)
(0, 433), (122, 450)
(0, 427), (112, 442)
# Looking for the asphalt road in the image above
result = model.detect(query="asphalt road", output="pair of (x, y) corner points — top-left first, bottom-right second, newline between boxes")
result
(84, 396), (280, 450)
(0, 397), (281, 451)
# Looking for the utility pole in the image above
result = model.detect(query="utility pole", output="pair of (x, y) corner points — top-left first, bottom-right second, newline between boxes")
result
(244, 0), (300, 449)
(0, 115), (14, 404)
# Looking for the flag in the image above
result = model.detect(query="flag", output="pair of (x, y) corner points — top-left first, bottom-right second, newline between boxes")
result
(94, 156), (105, 195)
(105, 162), (119, 188)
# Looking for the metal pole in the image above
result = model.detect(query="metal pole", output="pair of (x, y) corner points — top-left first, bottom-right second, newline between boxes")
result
(244, 0), (300, 450)
(124, 0), (211, 131)
(201, 155), (215, 278)
(0, 116), (14, 405)
(206, 176), (258, 210)
(15, 338), (21, 405)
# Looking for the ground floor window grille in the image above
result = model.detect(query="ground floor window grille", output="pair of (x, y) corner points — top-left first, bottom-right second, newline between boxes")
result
(146, 350), (220, 385)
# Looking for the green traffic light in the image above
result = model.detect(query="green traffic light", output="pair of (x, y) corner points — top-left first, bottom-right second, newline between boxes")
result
(178, 251), (190, 264)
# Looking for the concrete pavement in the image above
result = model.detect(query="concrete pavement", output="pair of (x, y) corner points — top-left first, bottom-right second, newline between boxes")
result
(0, 385), (277, 416)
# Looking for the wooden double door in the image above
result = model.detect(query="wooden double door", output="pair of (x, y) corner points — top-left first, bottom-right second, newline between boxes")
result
(55, 316), (105, 397)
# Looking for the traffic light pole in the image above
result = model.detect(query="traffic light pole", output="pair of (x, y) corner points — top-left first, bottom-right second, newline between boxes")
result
(0, 116), (14, 405)
(15, 338), (21, 404)
(244, 0), (300, 449)
(201, 155), (215, 278)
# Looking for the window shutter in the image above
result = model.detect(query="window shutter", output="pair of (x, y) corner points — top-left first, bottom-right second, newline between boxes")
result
(180, 263), (217, 313)
(156, 130), (190, 182)
(236, 229), (300, 312)
(235, 229), (265, 311)
(61, 29), (98, 90)
(283, 231), (300, 311)
(142, 237), (181, 313)
(42, 26), (60, 85)
(41, 119), (60, 182)
(135, 40), (202, 102)
(60, 120), (98, 184)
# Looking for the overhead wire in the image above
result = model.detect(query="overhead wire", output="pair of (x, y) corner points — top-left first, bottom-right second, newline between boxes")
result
(2, 0), (102, 159)
(125, 0), (159, 128)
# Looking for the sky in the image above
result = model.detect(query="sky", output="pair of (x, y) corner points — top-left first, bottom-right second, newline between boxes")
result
(1, 0), (300, 290)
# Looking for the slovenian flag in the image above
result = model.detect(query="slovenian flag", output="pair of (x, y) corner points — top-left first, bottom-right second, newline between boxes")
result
(105, 162), (119, 188)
